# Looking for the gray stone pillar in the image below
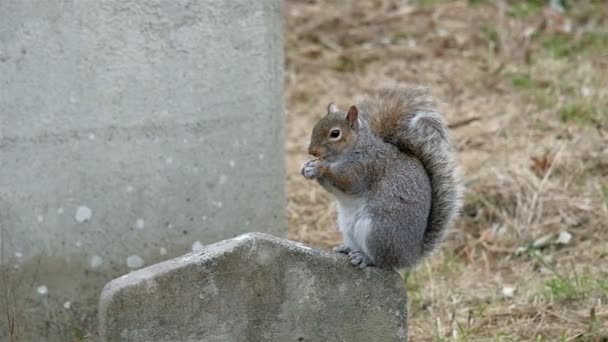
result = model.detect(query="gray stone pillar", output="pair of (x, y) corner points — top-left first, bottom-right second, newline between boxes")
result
(0, 1), (285, 340)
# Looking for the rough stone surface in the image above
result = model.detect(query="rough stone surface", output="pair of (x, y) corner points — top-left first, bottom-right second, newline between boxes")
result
(0, 1), (284, 340)
(99, 233), (408, 342)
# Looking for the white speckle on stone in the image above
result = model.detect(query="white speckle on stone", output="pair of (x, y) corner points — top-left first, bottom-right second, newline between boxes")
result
(211, 201), (223, 209)
(69, 95), (77, 103)
(126, 185), (134, 193)
(219, 174), (227, 185)
(120, 274), (129, 279)
(201, 216), (207, 221)
(126, 255), (144, 269)
(183, 138), (188, 144)
(167, 223), (173, 229)
(193, 166), (199, 172)
(136, 218), (145, 229)
(15, 252), (23, 258)
(63, 301), (71, 309)
(166, 157), (173, 164)
(245, 220), (251, 226)
(199, 137), (205, 142)
(75, 206), (92, 223)
(57, 207), (64, 214)
(502, 286), (516, 298)
(37, 215), (44, 222)
(75, 241), (83, 248)
(556, 231), (572, 245)
(37, 285), (48, 296)
(192, 240), (204, 252)
(160, 247), (167, 256)
(228, 160), (235, 168)
(258, 153), (265, 160)
(88, 133), (96, 140)
(90, 255), (103, 269)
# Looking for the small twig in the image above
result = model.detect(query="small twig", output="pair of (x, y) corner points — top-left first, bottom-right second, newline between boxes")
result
(540, 308), (587, 327)
(566, 332), (585, 341)
(448, 116), (482, 129)
(531, 311), (545, 338)
(525, 142), (566, 233)
(480, 241), (517, 254)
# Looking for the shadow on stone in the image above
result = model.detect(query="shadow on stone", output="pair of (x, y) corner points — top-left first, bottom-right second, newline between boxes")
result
(99, 233), (408, 341)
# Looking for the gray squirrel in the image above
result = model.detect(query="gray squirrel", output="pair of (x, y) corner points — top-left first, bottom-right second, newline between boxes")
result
(300, 85), (463, 271)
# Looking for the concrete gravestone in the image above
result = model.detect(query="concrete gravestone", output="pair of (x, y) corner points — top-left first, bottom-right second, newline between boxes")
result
(99, 233), (408, 342)
(0, 0), (284, 340)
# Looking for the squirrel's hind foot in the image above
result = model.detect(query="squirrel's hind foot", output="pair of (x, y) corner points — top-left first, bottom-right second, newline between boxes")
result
(347, 251), (373, 269)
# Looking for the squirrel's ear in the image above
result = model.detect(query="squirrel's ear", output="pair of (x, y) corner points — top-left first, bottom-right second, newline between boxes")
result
(347, 105), (358, 130)
(327, 103), (340, 115)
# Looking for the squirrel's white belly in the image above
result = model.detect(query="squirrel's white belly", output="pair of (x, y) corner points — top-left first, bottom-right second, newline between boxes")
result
(336, 196), (372, 257)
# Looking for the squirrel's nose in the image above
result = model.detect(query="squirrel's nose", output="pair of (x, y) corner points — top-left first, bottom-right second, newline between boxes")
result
(308, 145), (319, 157)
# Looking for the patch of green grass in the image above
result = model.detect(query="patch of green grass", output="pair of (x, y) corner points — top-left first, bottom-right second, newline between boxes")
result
(482, 25), (499, 45)
(543, 32), (608, 58)
(511, 74), (538, 89)
(558, 103), (597, 125)
(596, 277), (608, 293)
(543, 35), (573, 58)
(577, 32), (608, 54)
(469, 0), (489, 6)
(545, 273), (608, 301)
(545, 276), (581, 301)
(72, 328), (90, 342)
(416, 0), (451, 8)
(509, 72), (554, 109)
(507, 0), (545, 18)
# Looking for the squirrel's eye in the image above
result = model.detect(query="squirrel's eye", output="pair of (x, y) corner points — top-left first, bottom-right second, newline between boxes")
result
(330, 129), (340, 138)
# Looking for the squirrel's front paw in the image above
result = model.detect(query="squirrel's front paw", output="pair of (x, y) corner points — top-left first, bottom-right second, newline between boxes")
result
(300, 159), (320, 179)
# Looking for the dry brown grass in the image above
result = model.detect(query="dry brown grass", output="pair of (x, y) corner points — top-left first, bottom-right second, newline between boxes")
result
(283, 0), (608, 340)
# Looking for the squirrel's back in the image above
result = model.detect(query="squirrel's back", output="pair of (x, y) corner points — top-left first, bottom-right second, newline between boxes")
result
(360, 85), (463, 260)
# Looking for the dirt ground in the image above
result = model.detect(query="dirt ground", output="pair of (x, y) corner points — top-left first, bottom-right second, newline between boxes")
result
(283, 1), (608, 341)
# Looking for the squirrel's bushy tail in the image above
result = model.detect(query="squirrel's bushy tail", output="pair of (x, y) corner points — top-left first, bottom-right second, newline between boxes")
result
(361, 85), (464, 259)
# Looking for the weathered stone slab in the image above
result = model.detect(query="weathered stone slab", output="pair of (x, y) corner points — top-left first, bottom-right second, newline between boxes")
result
(0, 1), (284, 340)
(99, 233), (408, 342)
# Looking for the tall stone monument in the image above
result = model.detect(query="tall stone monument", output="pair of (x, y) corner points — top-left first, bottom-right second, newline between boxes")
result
(0, 1), (284, 340)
